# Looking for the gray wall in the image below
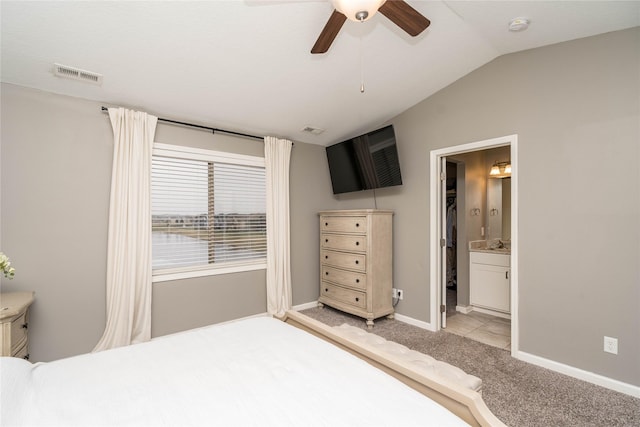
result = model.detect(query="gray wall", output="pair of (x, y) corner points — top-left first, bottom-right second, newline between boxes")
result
(290, 142), (340, 304)
(335, 28), (639, 385)
(0, 83), (336, 361)
(1, 86), (112, 361)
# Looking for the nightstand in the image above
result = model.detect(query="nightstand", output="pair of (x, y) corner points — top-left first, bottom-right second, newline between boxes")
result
(0, 291), (35, 360)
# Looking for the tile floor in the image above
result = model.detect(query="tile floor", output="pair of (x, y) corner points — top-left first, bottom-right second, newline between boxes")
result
(444, 310), (511, 350)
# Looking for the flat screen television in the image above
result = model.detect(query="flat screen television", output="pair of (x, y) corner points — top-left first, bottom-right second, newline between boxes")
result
(326, 125), (403, 194)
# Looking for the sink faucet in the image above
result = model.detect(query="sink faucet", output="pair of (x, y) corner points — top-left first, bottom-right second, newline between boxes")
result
(488, 239), (504, 249)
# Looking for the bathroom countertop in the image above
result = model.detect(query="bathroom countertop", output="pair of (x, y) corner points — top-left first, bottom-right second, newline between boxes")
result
(468, 248), (511, 254)
(468, 240), (510, 254)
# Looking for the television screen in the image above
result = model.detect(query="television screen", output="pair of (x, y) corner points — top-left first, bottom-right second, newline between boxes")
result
(325, 139), (362, 194)
(326, 125), (403, 195)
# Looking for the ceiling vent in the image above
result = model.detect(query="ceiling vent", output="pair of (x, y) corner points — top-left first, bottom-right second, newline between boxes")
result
(53, 63), (103, 85)
(301, 126), (325, 135)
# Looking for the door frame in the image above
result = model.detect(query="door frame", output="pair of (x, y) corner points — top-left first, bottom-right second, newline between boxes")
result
(429, 134), (519, 356)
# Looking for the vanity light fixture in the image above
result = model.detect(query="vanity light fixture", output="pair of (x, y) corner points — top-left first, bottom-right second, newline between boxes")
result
(489, 161), (512, 178)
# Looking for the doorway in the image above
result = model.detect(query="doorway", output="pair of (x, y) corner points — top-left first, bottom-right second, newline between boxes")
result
(429, 135), (519, 355)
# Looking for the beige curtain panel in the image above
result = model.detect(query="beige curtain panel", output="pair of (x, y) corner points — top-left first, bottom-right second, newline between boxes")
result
(264, 136), (293, 317)
(93, 107), (158, 352)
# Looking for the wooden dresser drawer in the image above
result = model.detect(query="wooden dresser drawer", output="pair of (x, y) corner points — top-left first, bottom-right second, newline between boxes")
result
(321, 282), (366, 309)
(321, 265), (366, 290)
(321, 233), (367, 252)
(320, 216), (367, 234)
(321, 250), (366, 272)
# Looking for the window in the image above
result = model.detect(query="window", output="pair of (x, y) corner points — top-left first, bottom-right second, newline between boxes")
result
(151, 143), (266, 282)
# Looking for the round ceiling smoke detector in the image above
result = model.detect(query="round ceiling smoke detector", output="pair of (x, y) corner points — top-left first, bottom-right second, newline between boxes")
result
(508, 17), (530, 32)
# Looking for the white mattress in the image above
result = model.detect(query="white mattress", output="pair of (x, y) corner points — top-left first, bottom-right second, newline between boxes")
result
(1, 316), (468, 426)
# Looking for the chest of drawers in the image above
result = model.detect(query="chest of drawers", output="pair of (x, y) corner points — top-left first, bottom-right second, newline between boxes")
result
(318, 210), (394, 328)
(0, 291), (35, 360)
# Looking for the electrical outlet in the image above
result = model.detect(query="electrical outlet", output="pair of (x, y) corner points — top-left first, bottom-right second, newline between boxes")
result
(604, 336), (618, 355)
(392, 288), (403, 300)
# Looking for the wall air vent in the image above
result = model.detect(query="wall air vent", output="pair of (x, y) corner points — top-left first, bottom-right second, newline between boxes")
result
(301, 126), (325, 135)
(53, 63), (103, 85)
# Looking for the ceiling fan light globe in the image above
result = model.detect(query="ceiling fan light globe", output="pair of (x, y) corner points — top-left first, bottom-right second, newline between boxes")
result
(332, 0), (386, 22)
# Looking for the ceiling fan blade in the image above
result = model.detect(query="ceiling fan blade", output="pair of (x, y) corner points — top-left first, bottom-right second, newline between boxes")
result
(379, 0), (430, 37)
(311, 10), (347, 54)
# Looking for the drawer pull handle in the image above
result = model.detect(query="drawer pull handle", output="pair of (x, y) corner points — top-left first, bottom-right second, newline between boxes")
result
(325, 255), (328, 259)
(325, 288), (328, 292)
(325, 222), (328, 226)
(506, 271), (509, 279)
(356, 279), (360, 283)
(355, 260), (359, 265)
(355, 297), (359, 302)
(22, 323), (28, 330)
(325, 272), (329, 275)
(325, 239), (329, 243)
(356, 223), (360, 227)
(355, 241), (360, 246)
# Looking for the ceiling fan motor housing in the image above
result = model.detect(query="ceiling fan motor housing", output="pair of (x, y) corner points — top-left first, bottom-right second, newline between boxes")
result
(356, 11), (369, 21)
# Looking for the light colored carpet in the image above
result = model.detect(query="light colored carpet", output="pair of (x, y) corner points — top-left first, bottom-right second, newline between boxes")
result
(301, 306), (640, 427)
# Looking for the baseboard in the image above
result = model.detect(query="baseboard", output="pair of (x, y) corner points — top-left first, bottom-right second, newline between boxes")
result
(394, 313), (437, 332)
(469, 306), (511, 320)
(222, 301), (317, 322)
(292, 301), (319, 311)
(456, 305), (473, 314)
(291, 301), (437, 332)
(515, 350), (640, 398)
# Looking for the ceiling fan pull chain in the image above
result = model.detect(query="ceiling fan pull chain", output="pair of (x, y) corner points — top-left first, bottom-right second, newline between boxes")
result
(360, 18), (365, 93)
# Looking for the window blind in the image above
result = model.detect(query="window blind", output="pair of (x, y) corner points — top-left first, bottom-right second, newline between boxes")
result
(151, 154), (266, 272)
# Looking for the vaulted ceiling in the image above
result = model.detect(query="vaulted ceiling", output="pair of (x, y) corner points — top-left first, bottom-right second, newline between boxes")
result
(2, 1), (638, 145)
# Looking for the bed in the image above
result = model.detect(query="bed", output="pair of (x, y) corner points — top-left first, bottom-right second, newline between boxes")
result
(1, 311), (506, 426)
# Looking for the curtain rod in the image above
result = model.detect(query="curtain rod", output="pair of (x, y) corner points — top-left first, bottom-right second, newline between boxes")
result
(101, 106), (263, 141)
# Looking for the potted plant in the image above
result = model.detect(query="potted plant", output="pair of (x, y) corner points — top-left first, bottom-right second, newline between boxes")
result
(0, 252), (15, 279)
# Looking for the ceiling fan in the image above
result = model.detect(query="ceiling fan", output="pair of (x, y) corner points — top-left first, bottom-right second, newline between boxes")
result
(311, 0), (431, 54)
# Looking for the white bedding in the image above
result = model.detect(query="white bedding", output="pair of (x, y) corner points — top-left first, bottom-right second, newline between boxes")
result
(1, 317), (468, 426)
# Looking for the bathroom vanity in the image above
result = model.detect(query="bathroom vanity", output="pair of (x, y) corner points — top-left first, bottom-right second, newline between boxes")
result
(469, 241), (510, 317)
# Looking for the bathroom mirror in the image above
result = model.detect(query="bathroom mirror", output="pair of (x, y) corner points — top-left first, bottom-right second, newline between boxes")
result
(486, 177), (511, 240)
